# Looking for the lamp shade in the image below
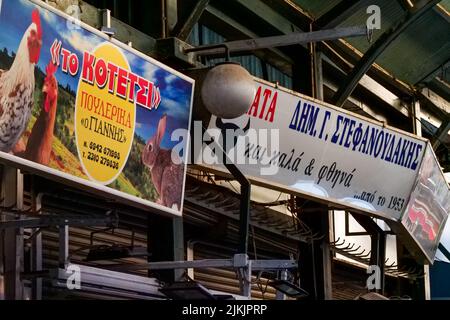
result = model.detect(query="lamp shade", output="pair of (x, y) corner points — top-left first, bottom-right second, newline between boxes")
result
(201, 62), (255, 119)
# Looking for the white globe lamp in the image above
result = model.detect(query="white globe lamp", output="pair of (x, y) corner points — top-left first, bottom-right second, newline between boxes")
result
(201, 62), (255, 119)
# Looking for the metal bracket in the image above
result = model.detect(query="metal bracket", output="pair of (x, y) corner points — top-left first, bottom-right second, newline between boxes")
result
(104, 254), (297, 272)
(100, 9), (116, 37)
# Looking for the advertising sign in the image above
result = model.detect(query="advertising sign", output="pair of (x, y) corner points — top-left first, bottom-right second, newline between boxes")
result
(204, 79), (428, 221)
(0, 0), (194, 215)
(401, 144), (450, 262)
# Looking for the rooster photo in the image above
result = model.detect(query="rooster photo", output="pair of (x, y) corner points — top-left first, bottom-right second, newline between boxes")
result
(0, 0), (194, 213)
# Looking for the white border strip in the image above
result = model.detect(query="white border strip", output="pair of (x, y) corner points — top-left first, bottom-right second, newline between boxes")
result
(0, 150), (182, 217)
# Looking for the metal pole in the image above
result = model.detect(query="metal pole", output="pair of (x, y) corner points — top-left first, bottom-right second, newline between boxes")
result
(439, 243), (450, 261)
(184, 26), (367, 56)
(161, 0), (167, 38)
(276, 270), (288, 300)
(102, 9), (111, 29)
(202, 126), (251, 255)
(424, 264), (431, 300)
(59, 226), (69, 268)
(31, 192), (43, 300)
(1, 167), (23, 300)
(224, 161), (251, 255)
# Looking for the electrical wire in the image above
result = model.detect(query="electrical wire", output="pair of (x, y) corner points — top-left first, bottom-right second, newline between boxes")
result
(254, 270), (271, 299)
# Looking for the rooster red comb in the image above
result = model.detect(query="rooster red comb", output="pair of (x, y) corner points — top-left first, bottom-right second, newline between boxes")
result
(32, 9), (42, 39)
(45, 61), (57, 77)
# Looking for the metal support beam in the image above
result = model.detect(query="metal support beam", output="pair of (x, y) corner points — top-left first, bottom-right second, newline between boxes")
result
(105, 256), (296, 272)
(197, 127), (251, 256)
(58, 226), (68, 268)
(321, 211), (333, 300)
(0, 213), (118, 230)
(416, 60), (450, 85)
(0, 167), (23, 300)
(438, 243), (450, 261)
(296, 200), (331, 300)
(148, 215), (185, 282)
(315, 0), (372, 29)
(185, 26), (367, 56)
(165, 0), (178, 35)
(372, 232), (386, 294)
(332, 0), (441, 108)
(172, 217), (185, 281)
(202, 27), (356, 54)
(99, 254), (296, 298)
(350, 213), (386, 294)
(420, 88), (450, 116)
(223, 161), (251, 255)
(412, 99), (423, 136)
(423, 264), (431, 300)
(31, 192), (43, 300)
(432, 119), (450, 150)
(314, 50), (324, 100)
(397, 0), (415, 11)
(172, 0), (209, 40)
(428, 77), (450, 103)
(186, 240), (196, 279)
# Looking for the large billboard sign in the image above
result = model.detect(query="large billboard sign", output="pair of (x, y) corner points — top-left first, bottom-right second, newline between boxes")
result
(201, 79), (449, 261)
(200, 78), (449, 261)
(0, 0), (194, 216)
(204, 79), (427, 221)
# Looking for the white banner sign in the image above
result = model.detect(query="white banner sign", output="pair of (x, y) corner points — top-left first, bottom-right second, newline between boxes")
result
(204, 79), (428, 221)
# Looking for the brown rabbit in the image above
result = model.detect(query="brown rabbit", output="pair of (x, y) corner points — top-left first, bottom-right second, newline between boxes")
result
(142, 114), (184, 210)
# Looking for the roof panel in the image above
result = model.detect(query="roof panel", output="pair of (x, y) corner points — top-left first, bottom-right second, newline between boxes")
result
(333, 0), (449, 87)
(377, 10), (450, 85)
(287, 0), (449, 94)
(292, 0), (342, 18)
(339, 0), (406, 52)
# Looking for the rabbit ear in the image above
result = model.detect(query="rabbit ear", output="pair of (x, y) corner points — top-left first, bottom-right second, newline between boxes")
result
(156, 114), (167, 146)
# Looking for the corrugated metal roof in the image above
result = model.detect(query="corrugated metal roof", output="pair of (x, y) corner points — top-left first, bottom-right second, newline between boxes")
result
(378, 10), (450, 85)
(336, 0), (450, 86)
(292, 0), (342, 17)
(339, 0), (405, 51)
(287, 0), (450, 89)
